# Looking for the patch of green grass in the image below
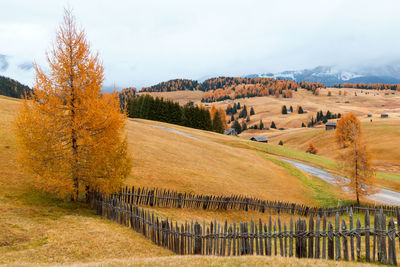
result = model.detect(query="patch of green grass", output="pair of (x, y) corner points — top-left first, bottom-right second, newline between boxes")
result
(377, 172), (400, 182)
(255, 151), (340, 207)
(246, 141), (338, 170)
(15, 189), (95, 220)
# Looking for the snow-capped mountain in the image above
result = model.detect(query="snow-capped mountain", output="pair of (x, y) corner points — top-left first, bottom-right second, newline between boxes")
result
(246, 66), (400, 86)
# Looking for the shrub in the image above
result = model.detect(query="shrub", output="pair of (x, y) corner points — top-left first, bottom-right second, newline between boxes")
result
(306, 141), (318, 154)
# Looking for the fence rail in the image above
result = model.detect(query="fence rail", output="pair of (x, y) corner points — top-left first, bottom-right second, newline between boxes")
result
(90, 192), (400, 265)
(115, 186), (400, 217)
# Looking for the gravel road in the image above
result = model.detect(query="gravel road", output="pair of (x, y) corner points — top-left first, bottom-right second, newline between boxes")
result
(283, 159), (400, 205)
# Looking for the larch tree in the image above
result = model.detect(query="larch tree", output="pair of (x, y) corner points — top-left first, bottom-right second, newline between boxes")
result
(210, 104), (217, 121)
(15, 9), (132, 200)
(217, 108), (228, 130)
(335, 113), (361, 148)
(335, 114), (377, 205)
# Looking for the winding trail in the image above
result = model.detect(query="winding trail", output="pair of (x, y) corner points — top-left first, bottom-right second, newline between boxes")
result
(283, 159), (400, 205)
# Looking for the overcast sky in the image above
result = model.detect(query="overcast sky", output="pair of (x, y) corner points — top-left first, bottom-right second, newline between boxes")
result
(1, 0), (400, 89)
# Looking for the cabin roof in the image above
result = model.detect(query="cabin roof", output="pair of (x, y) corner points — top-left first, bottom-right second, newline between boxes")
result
(325, 122), (337, 126)
(250, 136), (268, 142)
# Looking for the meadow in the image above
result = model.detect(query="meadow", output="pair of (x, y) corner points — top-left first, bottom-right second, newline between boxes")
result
(0, 93), (398, 266)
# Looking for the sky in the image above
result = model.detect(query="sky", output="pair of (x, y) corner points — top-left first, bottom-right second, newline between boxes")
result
(1, 0), (400, 89)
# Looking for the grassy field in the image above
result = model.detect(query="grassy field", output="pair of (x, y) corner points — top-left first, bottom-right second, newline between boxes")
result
(66, 255), (382, 267)
(0, 96), (347, 266)
(144, 88), (400, 190)
(0, 94), (394, 266)
(143, 87), (400, 129)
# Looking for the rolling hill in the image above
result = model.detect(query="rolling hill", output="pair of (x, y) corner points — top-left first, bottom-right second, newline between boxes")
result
(0, 95), (350, 265)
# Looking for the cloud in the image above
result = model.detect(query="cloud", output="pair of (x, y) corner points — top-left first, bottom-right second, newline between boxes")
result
(2, 0), (400, 88)
(0, 54), (9, 71)
(18, 62), (33, 71)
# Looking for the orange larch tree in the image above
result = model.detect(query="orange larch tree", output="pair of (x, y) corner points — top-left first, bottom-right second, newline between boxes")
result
(335, 113), (361, 148)
(335, 114), (377, 205)
(15, 9), (132, 200)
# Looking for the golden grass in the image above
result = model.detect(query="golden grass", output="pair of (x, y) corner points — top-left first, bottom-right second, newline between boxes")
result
(0, 96), (328, 265)
(58, 255), (379, 267)
(0, 97), (172, 265)
(0, 93), (392, 266)
(125, 118), (319, 205)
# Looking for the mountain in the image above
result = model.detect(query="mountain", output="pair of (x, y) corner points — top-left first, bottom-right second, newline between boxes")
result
(246, 66), (400, 86)
(0, 75), (31, 98)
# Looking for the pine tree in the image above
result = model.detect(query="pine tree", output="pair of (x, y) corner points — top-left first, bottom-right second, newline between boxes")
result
(259, 120), (264, 129)
(290, 106), (293, 113)
(271, 121), (276, 129)
(232, 120), (242, 134)
(298, 106), (304, 114)
(238, 105), (248, 118)
(278, 140), (283, 145)
(301, 122), (306, 127)
(281, 105), (287, 114)
(250, 106), (255, 115)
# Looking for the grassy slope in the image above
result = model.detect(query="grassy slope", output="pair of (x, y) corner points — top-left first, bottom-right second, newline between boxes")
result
(144, 88), (400, 189)
(0, 96), (172, 265)
(0, 96), (366, 266)
(243, 121), (400, 191)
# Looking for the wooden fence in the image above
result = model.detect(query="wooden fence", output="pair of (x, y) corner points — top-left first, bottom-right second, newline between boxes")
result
(91, 192), (400, 265)
(114, 186), (400, 217)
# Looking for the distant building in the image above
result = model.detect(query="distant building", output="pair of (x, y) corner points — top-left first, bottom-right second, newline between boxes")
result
(278, 127), (285, 130)
(250, 136), (269, 143)
(344, 101), (350, 103)
(224, 128), (237, 136)
(263, 126), (270, 130)
(325, 122), (337, 130)
(381, 114), (389, 118)
(367, 114), (372, 117)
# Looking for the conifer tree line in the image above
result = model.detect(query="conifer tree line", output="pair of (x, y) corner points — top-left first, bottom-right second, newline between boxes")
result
(307, 110), (341, 127)
(0, 75), (32, 99)
(126, 95), (226, 133)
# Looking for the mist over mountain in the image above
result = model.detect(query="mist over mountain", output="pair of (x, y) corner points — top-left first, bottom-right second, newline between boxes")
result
(245, 65), (400, 86)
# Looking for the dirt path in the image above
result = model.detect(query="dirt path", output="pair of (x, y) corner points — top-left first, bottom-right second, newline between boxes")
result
(283, 159), (400, 205)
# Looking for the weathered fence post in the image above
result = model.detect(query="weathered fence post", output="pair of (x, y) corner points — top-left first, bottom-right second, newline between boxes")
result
(328, 220), (334, 260)
(177, 193), (182, 209)
(194, 222), (202, 254)
(365, 210), (370, 262)
(388, 218), (397, 266)
(203, 196), (209, 210)
(149, 189), (155, 207)
(335, 213), (341, 260)
(342, 218), (349, 261)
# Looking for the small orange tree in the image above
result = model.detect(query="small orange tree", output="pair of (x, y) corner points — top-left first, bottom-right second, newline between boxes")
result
(15, 9), (132, 200)
(306, 141), (318, 154)
(335, 114), (376, 205)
